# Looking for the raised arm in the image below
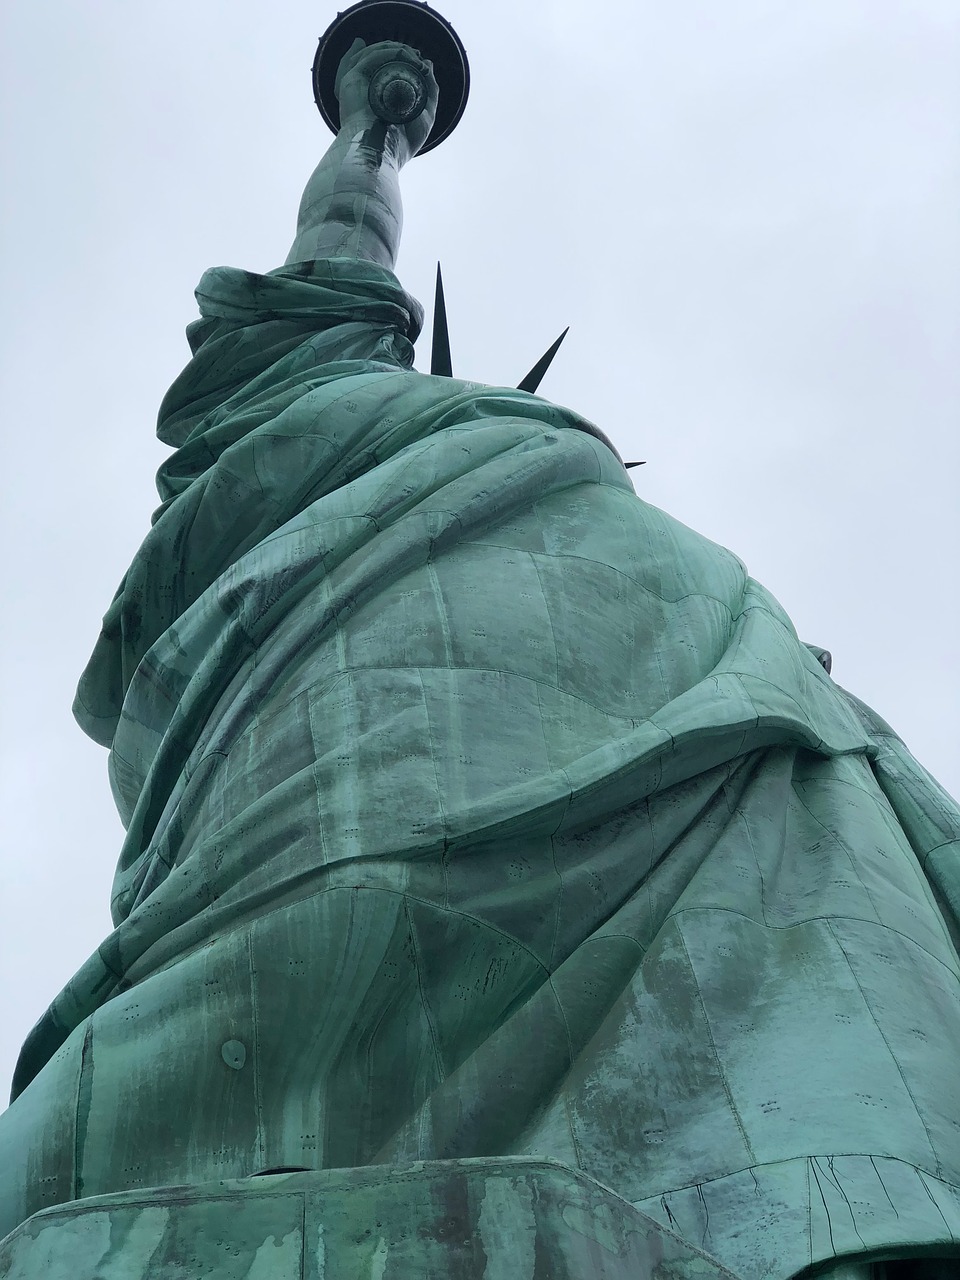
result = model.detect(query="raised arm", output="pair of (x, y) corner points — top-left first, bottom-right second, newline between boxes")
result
(284, 39), (439, 270)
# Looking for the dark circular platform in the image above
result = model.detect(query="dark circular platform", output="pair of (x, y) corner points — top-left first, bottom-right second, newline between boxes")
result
(312, 0), (470, 154)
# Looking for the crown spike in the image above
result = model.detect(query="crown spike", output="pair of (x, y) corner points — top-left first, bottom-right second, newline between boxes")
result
(517, 327), (569, 394)
(430, 262), (453, 377)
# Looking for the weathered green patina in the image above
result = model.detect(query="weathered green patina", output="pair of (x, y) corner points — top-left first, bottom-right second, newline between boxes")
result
(3, 19), (960, 1279)
(0, 1160), (742, 1279)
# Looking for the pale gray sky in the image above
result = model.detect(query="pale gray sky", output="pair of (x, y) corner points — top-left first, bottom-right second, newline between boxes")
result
(1, 0), (958, 1097)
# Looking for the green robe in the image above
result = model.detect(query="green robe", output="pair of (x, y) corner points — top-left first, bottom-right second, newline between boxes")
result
(3, 258), (960, 1277)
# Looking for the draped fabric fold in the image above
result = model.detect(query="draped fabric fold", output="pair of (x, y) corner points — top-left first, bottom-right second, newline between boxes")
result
(5, 257), (960, 1278)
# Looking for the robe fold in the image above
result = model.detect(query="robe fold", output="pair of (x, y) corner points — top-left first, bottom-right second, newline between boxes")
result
(4, 257), (960, 1278)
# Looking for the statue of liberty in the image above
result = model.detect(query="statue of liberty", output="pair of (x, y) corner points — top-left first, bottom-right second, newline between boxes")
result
(2, 4), (960, 1276)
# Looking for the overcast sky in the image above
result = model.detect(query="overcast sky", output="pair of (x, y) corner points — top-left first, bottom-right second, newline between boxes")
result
(1, 0), (958, 1098)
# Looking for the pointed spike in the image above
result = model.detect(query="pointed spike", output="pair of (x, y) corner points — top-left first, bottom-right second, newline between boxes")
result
(517, 326), (569, 394)
(624, 461), (647, 469)
(431, 262), (453, 377)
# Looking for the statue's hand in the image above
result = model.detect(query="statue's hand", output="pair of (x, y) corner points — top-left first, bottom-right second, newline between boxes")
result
(335, 39), (440, 160)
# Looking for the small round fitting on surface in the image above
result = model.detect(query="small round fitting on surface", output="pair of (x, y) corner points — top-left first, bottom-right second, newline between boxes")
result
(367, 60), (428, 124)
(221, 1040), (246, 1070)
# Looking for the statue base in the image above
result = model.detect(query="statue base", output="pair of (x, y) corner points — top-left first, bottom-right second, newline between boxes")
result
(0, 1156), (740, 1278)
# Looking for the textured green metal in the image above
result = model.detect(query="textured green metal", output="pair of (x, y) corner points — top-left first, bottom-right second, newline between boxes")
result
(3, 28), (960, 1280)
(0, 1160), (743, 1279)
